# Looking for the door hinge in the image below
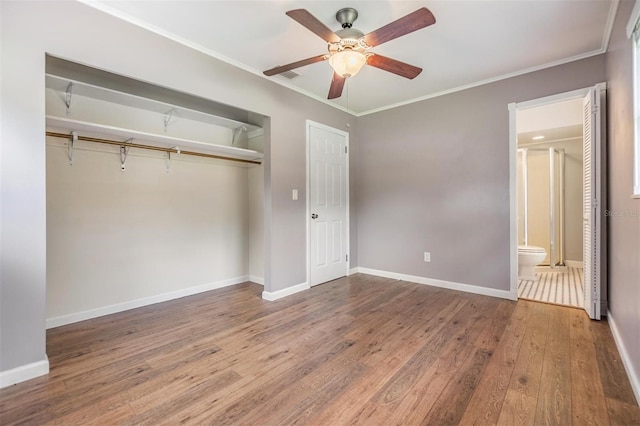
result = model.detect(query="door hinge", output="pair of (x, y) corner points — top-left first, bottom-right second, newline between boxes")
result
(346, 254), (349, 262)
(345, 146), (348, 154)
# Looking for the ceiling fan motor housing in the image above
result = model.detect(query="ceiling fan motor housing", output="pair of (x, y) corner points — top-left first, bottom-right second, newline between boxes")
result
(329, 36), (369, 55)
(331, 28), (367, 52)
(332, 9), (368, 54)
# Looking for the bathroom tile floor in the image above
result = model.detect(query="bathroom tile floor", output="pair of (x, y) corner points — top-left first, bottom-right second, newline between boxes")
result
(518, 266), (584, 308)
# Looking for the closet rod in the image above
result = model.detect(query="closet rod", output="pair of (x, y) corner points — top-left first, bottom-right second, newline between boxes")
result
(45, 131), (262, 165)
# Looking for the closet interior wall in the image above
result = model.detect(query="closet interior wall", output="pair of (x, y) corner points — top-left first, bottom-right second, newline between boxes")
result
(45, 60), (265, 327)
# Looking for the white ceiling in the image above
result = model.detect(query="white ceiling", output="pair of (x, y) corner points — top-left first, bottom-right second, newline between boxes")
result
(84, 0), (618, 115)
(517, 98), (583, 145)
(518, 98), (583, 133)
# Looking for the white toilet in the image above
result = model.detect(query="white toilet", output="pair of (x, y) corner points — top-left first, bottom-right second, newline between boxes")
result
(518, 245), (547, 281)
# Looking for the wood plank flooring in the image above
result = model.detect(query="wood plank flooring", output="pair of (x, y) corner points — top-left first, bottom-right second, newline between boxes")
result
(1, 274), (638, 425)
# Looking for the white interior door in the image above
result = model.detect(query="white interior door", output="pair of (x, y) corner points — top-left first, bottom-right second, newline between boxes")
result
(583, 87), (602, 320)
(308, 121), (348, 287)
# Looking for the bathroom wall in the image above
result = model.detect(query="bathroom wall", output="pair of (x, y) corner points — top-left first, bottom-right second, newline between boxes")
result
(517, 137), (584, 264)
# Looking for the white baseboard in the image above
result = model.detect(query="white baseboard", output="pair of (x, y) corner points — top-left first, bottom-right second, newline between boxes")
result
(0, 357), (49, 388)
(249, 275), (265, 285)
(565, 260), (584, 268)
(607, 310), (640, 405)
(262, 281), (309, 301)
(348, 267), (359, 275)
(354, 267), (516, 301)
(46, 275), (251, 329)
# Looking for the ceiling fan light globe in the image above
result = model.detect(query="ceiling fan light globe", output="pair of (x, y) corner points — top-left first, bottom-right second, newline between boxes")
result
(329, 50), (367, 78)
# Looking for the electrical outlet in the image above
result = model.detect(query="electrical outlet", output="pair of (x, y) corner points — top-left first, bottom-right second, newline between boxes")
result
(424, 252), (431, 262)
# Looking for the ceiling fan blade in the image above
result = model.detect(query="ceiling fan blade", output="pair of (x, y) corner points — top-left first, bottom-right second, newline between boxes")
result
(328, 72), (346, 99)
(367, 54), (422, 79)
(286, 9), (341, 43)
(263, 54), (328, 76)
(364, 7), (436, 47)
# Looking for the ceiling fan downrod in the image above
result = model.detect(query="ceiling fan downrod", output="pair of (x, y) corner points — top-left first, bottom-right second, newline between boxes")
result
(336, 7), (358, 29)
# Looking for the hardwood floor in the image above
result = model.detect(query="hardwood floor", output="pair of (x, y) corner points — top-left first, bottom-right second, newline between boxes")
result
(1, 274), (638, 425)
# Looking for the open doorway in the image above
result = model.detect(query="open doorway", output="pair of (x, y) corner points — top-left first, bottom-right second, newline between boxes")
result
(516, 98), (584, 307)
(509, 84), (606, 319)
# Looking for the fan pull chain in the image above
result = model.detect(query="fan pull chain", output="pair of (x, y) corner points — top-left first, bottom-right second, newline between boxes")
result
(346, 77), (350, 111)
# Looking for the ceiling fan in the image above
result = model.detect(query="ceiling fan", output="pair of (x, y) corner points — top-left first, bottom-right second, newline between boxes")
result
(263, 7), (436, 100)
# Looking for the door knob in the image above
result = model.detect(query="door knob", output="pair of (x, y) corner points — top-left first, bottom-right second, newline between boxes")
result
(311, 213), (318, 219)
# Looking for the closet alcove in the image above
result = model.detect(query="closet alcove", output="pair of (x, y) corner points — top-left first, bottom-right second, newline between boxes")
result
(45, 56), (266, 327)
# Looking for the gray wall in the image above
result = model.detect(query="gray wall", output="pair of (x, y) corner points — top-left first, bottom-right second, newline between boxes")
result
(357, 55), (606, 291)
(0, 1), (356, 374)
(605, 0), (640, 400)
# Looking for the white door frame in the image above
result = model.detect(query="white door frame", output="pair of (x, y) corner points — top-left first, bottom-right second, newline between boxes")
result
(508, 84), (605, 302)
(306, 120), (350, 287)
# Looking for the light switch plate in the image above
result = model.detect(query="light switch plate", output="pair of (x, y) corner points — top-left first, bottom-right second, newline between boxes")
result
(292, 189), (298, 201)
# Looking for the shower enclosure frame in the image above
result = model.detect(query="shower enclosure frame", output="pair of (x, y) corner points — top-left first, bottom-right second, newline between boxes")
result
(518, 147), (566, 268)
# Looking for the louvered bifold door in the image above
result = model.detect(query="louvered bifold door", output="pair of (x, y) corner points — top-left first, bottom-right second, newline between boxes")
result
(583, 88), (601, 320)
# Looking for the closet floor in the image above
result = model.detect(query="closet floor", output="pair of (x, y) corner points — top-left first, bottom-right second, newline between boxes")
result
(518, 266), (584, 308)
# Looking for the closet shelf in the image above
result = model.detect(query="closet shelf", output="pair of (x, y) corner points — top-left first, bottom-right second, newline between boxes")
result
(45, 74), (262, 134)
(46, 116), (263, 163)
